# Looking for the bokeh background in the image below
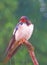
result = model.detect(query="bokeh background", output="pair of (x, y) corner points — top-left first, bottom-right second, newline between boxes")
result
(0, 0), (47, 65)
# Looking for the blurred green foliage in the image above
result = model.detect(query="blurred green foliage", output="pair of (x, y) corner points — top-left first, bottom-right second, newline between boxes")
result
(0, 0), (47, 65)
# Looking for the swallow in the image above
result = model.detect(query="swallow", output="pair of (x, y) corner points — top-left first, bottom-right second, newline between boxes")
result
(4, 16), (34, 63)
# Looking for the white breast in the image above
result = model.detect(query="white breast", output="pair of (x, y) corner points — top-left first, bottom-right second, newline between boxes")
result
(15, 23), (34, 41)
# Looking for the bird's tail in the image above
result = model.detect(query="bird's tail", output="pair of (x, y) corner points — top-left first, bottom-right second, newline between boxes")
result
(3, 40), (22, 64)
(5, 35), (15, 55)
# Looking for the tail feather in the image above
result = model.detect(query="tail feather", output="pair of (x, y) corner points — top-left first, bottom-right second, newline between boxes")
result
(3, 41), (22, 64)
(5, 35), (15, 55)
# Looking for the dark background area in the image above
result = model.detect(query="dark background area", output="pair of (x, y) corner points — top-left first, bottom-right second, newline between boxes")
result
(0, 0), (47, 65)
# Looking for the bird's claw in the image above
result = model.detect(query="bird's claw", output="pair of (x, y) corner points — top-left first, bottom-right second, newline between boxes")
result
(20, 38), (26, 44)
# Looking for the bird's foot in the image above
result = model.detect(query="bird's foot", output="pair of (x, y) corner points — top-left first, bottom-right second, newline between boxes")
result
(20, 38), (26, 44)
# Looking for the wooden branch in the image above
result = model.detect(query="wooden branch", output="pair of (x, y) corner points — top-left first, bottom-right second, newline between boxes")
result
(3, 39), (39, 65)
(3, 41), (22, 64)
(23, 40), (39, 65)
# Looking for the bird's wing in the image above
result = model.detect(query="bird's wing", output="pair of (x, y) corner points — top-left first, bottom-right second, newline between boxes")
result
(5, 22), (23, 55)
(5, 35), (15, 55)
(13, 22), (23, 35)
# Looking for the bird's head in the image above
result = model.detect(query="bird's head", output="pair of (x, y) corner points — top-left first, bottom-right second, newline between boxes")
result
(19, 16), (31, 25)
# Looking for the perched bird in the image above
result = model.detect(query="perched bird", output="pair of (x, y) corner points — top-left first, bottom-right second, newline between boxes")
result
(13, 16), (34, 41)
(4, 16), (34, 63)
